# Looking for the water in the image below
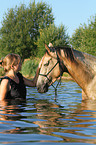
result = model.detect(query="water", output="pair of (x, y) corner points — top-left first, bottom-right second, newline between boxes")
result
(0, 80), (96, 145)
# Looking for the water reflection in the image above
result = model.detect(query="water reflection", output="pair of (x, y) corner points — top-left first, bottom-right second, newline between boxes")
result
(31, 99), (96, 144)
(0, 81), (96, 145)
(0, 99), (26, 134)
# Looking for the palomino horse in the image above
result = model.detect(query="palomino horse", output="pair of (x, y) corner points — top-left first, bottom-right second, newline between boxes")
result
(37, 44), (96, 100)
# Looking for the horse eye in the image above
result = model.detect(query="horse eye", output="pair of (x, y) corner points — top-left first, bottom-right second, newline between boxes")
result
(44, 61), (49, 66)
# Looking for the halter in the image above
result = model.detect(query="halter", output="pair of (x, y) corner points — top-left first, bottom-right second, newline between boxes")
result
(39, 48), (63, 96)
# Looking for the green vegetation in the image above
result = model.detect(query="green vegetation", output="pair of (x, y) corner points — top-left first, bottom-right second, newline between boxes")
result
(0, 1), (96, 77)
(0, 1), (54, 60)
(21, 58), (39, 77)
(0, 67), (4, 76)
(70, 15), (96, 56)
(37, 24), (69, 57)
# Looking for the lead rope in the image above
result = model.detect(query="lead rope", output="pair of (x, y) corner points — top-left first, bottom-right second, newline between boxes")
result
(54, 50), (62, 98)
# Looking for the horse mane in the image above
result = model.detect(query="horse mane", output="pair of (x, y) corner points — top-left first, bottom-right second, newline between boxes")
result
(54, 46), (96, 75)
(48, 46), (75, 62)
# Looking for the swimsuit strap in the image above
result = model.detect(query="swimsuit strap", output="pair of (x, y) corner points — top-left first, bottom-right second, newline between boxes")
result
(1, 76), (11, 83)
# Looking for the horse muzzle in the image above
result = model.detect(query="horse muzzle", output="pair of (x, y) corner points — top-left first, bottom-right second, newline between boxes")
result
(37, 83), (49, 93)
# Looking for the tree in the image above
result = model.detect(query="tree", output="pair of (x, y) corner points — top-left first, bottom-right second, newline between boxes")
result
(0, 1), (54, 60)
(71, 15), (96, 56)
(36, 24), (70, 57)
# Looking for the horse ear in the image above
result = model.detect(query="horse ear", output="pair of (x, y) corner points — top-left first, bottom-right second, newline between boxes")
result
(45, 43), (57, 59)
(45, 44), (51, 54)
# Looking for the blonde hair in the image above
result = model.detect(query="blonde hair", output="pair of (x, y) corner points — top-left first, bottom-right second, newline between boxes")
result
(1, 53), (21, 72)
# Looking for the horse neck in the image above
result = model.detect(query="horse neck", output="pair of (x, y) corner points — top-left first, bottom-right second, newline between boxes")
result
(60, 49), (94, 91)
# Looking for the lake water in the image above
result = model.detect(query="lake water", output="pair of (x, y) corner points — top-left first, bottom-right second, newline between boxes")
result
(0, 80), (96, 145)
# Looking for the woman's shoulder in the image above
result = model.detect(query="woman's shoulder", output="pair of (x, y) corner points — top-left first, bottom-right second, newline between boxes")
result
(1, 76), (10, 83)
(1, 76), (10, 80)
(0, 76), (10, 84)
(0, 77), (10, 87)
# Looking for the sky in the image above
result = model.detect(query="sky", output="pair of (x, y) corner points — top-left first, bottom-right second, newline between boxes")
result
(0, 0), (96, 37)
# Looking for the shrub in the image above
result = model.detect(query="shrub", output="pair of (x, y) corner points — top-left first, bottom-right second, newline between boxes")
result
(21, 59), (39, 77)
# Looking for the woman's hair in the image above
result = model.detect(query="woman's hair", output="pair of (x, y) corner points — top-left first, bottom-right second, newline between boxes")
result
(1, 53), (21, 72)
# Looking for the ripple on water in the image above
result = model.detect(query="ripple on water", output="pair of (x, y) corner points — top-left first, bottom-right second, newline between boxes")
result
(0, 81), (96, 145)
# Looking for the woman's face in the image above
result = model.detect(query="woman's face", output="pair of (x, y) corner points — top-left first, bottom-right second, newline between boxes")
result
(14, 58), (22, 73)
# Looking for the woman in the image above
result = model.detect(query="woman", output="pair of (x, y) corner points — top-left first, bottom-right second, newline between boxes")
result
(0, 53), (43, 101)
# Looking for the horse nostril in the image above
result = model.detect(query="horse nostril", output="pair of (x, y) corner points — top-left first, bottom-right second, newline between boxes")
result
(37, 83), (48, 93)
(44, 83), (48, 89)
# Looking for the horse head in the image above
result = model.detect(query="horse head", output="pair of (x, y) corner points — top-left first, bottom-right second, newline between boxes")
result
(37, 44), (66, 93)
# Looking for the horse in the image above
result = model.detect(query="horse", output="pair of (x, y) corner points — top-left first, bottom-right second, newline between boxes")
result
(37, 44), (96, 100)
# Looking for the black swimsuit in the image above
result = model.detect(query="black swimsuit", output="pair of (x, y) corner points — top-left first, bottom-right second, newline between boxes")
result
(1, 72), (26, 100)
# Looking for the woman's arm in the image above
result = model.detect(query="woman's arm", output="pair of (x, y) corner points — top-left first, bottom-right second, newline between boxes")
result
(0, 79), (10, 101)
(23, 66), (40, 87)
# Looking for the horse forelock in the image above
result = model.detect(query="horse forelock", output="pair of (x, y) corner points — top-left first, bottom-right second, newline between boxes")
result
(46, 47), (56, 56)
